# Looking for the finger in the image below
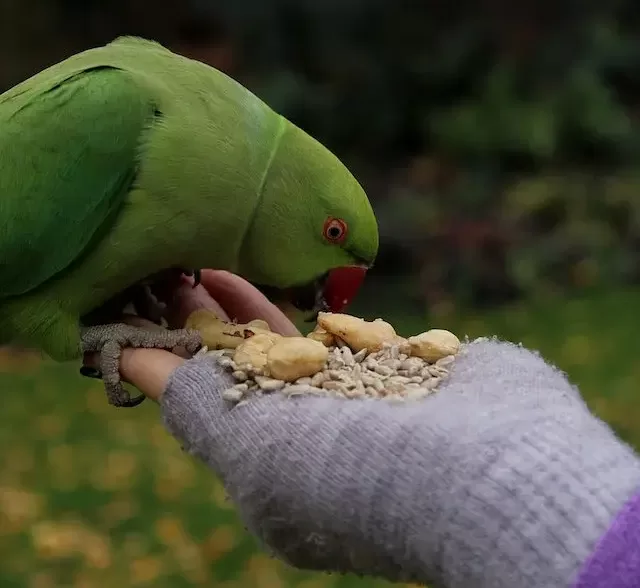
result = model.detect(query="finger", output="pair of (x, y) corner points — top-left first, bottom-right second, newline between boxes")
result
(83, 313), (161, 370)
(164, 281), (231, 329)
(118, 348), (185, 402)
(198, 270), (301, 336)
(81, 313), (192, 388)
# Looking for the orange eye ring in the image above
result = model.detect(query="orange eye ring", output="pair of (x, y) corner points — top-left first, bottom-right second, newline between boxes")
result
(323, 217), (348, 243)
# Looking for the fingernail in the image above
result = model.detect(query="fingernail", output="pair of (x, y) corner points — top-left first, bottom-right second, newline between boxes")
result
(80, 366), (102, 379)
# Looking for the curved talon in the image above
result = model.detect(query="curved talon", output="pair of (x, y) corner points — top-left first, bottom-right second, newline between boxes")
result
(181, 268), (202, 289)
(80, 365), (102, 379)
(79, 363), (143, 407)
(81, 324), (203, 409)
(192, 269), (202, 289)
(121, 394), (146, 408)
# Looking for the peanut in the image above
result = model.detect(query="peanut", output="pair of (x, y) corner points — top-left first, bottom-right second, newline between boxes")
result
(267, 337), (329, 382)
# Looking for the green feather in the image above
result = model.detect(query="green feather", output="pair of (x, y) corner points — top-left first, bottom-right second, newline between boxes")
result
(0, 36), (379, 362)
(0, 67), (153, 297)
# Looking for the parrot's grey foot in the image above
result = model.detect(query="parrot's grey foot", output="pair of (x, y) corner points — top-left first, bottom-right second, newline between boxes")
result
(183, 269), (202, 289)
(80, 323), (203, 408)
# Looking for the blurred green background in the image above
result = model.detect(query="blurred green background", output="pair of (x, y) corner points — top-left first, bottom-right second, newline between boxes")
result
(1, 1), (640, 586)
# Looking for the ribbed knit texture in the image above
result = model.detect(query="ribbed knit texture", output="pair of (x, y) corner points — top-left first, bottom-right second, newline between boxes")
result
(572, 491), (640, 587)
(161, 338), (640, 587)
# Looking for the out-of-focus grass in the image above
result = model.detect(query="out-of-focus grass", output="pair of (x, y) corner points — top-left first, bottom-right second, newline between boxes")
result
(0, 284), (639, 587)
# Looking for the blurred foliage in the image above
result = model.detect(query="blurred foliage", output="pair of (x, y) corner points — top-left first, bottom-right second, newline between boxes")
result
(2, 0), (640, 310)
(198, 1), (640, 310)
(2, 3), (640, 584)
(2, 286), (640, 587)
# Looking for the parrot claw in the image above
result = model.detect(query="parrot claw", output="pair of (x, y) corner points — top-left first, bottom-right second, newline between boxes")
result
(79, 365), (102, 379)
(182, 269), (202, 289)
(80, 323), (203, 408)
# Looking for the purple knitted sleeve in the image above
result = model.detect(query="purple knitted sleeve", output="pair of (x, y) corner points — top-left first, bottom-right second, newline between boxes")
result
(572, 491), (640, 588)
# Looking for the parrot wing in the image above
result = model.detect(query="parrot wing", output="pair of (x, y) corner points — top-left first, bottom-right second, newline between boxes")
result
(0, 67), (154, 299)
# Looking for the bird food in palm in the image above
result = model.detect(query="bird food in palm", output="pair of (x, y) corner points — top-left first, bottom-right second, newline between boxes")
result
(185, 309), (462, 405)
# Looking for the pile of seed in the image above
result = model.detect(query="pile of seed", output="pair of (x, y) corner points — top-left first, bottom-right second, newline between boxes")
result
(204, 340), (457, 406)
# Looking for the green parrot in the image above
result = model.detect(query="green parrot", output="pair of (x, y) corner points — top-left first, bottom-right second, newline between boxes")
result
(0, 36), (379, 408)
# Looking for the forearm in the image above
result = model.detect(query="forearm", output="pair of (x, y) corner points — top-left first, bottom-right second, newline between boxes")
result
(159, 343), (640, 588)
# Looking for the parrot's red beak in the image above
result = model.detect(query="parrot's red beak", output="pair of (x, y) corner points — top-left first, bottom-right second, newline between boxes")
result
(323, 265), (368, 313)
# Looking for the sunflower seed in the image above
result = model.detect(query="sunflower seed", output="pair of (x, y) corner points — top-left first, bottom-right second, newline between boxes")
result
(353, 349), (368, 363)
(232, 370), (248, 382)
(255, 375), (286, 391)
(310, 372), (326, 387)
(208, 326), (459, 405)
(222, 387), (245, 402)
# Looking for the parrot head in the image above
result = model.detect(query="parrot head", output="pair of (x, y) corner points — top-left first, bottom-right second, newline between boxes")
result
(237, 122), (379, 320)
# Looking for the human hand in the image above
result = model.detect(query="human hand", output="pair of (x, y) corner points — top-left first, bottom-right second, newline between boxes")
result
(153, 294), (640, 587)
(85, 269), (301, 402)
(88, 273), (640, 588)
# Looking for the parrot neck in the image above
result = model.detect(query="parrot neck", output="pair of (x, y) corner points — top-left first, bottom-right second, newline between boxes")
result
(235, 114), (287, 273)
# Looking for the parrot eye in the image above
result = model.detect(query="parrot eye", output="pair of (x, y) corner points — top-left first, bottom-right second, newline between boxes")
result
(323, 217), (348, 244)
